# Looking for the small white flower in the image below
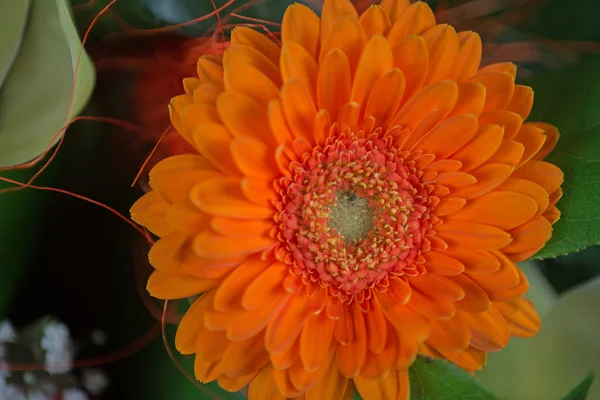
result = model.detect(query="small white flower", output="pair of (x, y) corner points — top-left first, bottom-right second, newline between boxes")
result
(44, 348), (73, 375)
(40, 323), (70, 352)
(82, 369), (109, 395)
(0, 320), (16, 343)
(61, 388), (89, 400)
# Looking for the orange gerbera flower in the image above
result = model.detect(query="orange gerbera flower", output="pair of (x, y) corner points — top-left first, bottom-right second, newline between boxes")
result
(131, 0), (564, 398)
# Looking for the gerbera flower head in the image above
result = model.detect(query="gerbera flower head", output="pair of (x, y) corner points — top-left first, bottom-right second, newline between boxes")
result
(131, 0), (564, 398)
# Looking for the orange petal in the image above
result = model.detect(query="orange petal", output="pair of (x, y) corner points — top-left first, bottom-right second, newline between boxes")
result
(191, 177), (273, 219)
(241, 177), (277, 207)
(218, 373), (258, 393)
(231, 136), (277, 180)
(282, 78), (317, 143)
(282, 3), (320, 59)
(488, 266), (529, 301)
(487, 140), (524, 166)
(409, 289), (455, 319)
(380, 0), (411, 22)
(318, 49), (351, 123)
(447, 191), (538, 230)
(272, 337), (300, 370)
(380, 303), (431, 344)
(359, 4), (392, 37)
(415, 114), (478, 158)
(506, 85), (534, 120)
(494, 298), (540, 338)
(193, 82), (220, 104)
(242, 261), (289, 310)
(391, 35), (429, 101)
(465, 72), (515, 112)
(147, 271), (217, 300)
(289, 360), (330, 391)
(227, 291), (290, 341)
(391, 80), (458, 132)
(300, 310), (337, 372)
(503, 216), (553, 253)
(360, 323), (396, 380)
(268, 100), (294, 145)
(193, 231), (274, 259)
(422, 24), (459, 85)
(449, 274), (492, 313)
(266, 293), (310, 353)
(213, 257), (270, 312)
(468, 251), (520, 290)
(439, 346), (486, 371)
(224, 63), (279, 106)
(497, 178), (550, 218)
(175, 293), (212, 354)
(150, 168), (222, 205)
(210, 217), (272, 238)
(248, 365), (287, 400)
(281, 41), (318, 103)
(231, 26), (280, 66)
(512, 160), (563, 194)
(320, 0), (359, 44)
(193, 124), (240, 176)
(179, 104), (221, 138)
(217, 92), (274, 145)
(437, 221), (513, 251)
(351, 34), (394, 109)
(543, 205), (561, 225)
(364, 296), (388, 354)
(220, 333), (269, 378)
(305, 362), (350, 400)
(453, 31), (482, 80)
(427, 312), (470, 351)
(337, 304), (368, 377)
(354, 368), (410, 400)
(194, 358), (221, 383)
(448, 82), (486, 118)
(478, 110), (523, 140)
(223, 44), (281, 86)
(142, 200), (173, 236)
(443, 250), (500, 274)
(449, 163), (513, 199)
(409, 274), (465, 301)
(434, 197), (466, 216)
(387, 2), (435, 47)
(530, 122), (560, 160)
(273, 368), (304, 398)
(450, 124), (504, 171)
(424, 251), (465, 275)
(197, 56), (224, 86)
(462, 305), (509, 352)
(320, 15), (366, 74)
(479, 62), (517, 78)
(513, 123), (547, 167)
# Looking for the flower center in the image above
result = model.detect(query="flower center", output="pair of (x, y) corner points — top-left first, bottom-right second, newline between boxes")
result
(277, 133), (432, 302)
(328, 191), (375, 244)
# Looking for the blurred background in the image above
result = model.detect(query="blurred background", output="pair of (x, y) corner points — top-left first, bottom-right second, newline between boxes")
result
(1, 0), (599, 399)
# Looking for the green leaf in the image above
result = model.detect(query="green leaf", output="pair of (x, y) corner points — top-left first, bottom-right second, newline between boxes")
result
(563, 372), (597, 400)
(0, 0), (95, 167)
(409, 357), (498, 400)
(0, 0), (30, 88)
(525, 56), (600, 259)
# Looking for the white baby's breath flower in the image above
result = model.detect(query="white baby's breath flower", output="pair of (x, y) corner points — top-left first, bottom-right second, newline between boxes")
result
(44, 347), (73, 375)
(40, 323), (70, 352)
(0, 320), (16, 343)
(82, 368), (109, 395)
(61, 388), (89, 400)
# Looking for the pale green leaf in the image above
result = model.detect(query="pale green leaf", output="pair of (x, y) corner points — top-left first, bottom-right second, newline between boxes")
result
(0, 0), (95, 167)
(477, 273), (600, 400)
(0, 0), (31, 88)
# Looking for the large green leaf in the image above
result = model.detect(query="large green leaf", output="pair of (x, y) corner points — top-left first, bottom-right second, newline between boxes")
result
(409, 358), (498, 400)
(524, 56), (600, 259)
(0, 0), (95, 167)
